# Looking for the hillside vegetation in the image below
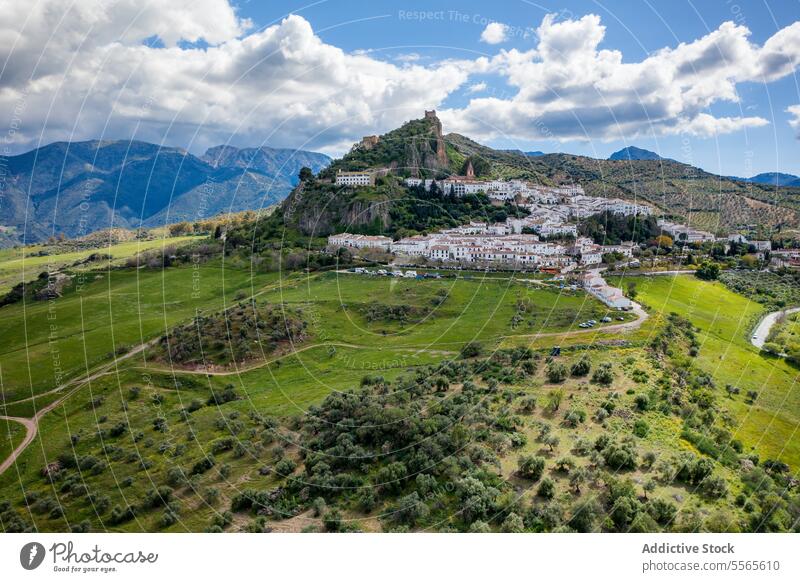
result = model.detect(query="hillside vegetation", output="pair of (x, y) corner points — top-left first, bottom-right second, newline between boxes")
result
(151, 302), (308, 368)
(443, 133), (799, 232)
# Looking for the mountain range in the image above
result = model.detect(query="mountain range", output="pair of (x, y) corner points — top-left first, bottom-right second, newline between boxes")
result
(0, 140), (330, 246)
(3, 119), (800, 247)
(608, 146), (664, 161)
(732, 172), (800, 188)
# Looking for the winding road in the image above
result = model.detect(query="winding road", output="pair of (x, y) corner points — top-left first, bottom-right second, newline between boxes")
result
(0, 295), (650, 477)
(750, 307), (800, 350)
(0, 340), (154, 476)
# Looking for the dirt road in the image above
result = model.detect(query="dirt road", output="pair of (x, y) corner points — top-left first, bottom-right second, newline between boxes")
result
(0, 340), (153, 476)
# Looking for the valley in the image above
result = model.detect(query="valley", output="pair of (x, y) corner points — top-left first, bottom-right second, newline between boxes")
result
(1, 112), (799, 535)
(0, 232), (798, 533)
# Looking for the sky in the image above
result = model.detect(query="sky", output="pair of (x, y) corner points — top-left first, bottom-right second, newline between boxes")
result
(0, 0), (798, 177)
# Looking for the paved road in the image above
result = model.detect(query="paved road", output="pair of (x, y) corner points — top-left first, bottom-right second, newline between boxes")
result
(751, 307), (800, 350)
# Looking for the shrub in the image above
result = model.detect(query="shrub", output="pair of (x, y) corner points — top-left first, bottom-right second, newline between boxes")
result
(275, 458), (297, 477)
(563, 408), (586, 428)
(696, 261), (720, 281)
(546, 362), (568, 383)
(501, 512), (525, 533)
(517, 455), (545, 481)
(461, 342), (484, 359)
(545, 389), (564, 412)
(537, 478), (555, 499)
(602, 441), (637, 470)
(191, 455), (216, 475)
(323, 509), (343, 532)
(570, 355), (591, 377)
(393, 492), (429, 526)
(518, 396), (537, 413)
(592, 363), (614, 385)
(633, 419), (650, 438)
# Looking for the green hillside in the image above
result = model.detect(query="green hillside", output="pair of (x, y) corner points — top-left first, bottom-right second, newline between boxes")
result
(1, 239), (799, 532)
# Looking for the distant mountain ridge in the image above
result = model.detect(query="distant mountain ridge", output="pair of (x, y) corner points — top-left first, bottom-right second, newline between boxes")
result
(608, 146), (663, 161)
(0, 140), (330, 246)
(731, 172), (800, 187)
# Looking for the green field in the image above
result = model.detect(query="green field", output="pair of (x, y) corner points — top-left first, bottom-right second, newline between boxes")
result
(0, 235), (199, 294)
(0, 419), (26, 462)
(0, 262), (287, 402)
(255, 271), (614, 350)
(625, 275), (800, 467)
(1, 252), (799, 533)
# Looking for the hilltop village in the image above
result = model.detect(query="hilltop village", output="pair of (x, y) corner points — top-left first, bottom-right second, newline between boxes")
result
(329, 169), (780, 274)
(326, 111), (787, 278)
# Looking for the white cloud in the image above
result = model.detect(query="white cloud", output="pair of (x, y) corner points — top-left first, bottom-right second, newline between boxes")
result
(0, 2), (476, 154)
(442, 14), (800, 142)
(789, 105), (800, 138)
(1, 4), (798, 155)
(480, 22), (508, 45)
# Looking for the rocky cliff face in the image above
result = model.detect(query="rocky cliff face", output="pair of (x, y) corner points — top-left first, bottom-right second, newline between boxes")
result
(281, 181), (395, 237)
(326, 112), (456, 179)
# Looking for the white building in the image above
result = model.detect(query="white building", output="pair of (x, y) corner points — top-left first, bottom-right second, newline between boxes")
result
(336, 170), (374, 187)
(606, 201), (653, 216)
(601, 243), (635, 258)
(583, 271), (633, 310)
(328, 233), (392, 251)
(390, 235), (431, 256)
(657, 220), (716, 243)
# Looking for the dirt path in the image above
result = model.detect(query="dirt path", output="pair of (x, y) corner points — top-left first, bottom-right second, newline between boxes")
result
(0, 416), (36, 474)
(0, 339), (153, 476)
(507, 301), (649, 340)
(0, 279), (648, 475)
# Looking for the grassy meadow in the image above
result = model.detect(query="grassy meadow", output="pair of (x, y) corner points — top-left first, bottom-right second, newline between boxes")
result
(1, 247), (799, 532)
(625, 275), (800, 467)
(0, 235), (199, 294)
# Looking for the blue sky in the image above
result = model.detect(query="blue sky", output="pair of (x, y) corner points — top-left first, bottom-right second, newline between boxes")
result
(233, 0), (800, 177)
(4, 0), (799, 178)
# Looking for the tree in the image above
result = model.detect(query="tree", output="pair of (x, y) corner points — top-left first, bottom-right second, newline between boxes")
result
(517, 455), (545, 480)
(740, 254), (758, 268)
(544, 434), (560, 452)
(654, 235), (673, 249)
(591, 362), (614, 385)
(626, 281), (638, 299)
(568, 497), (601, 532)
(298, 167), (314, 183)
(461, 341), (484, 358)
(538, 478), (555, 499)
(393, 492), (429, 526)
(643, 479), (656, 500)
(545, 389), (564, 412)
(569, 467), (588, 493)
(546, 362), (568, 383)
(502, 512), (525, 533)
(696, 261), (720, 281)
(570, 355), (591, 377)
